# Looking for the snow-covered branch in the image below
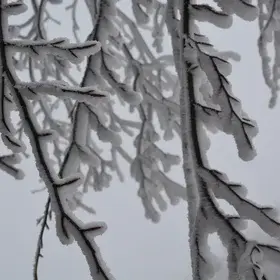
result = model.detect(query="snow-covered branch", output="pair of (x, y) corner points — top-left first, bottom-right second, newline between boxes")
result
(257, 0), (280, 107)
(15, 81), (106, 103)
(0, 1), (114, 279)
(0, 153), (23, 179)
(33, 197), (51, 280)
(166, 0), (280, 279)
(5, 38), (101, 64)
(2, 0), (280, 279)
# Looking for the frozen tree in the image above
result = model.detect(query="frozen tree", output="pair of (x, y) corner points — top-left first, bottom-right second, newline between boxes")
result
(1, 0), (280, 279)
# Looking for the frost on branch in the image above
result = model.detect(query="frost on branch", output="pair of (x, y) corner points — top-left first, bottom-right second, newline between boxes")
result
(83, 0), (186, 221)
(257, 0), (280, 107)
(197, 44), (258, 161)
(0, 153), (24, 179)
(0, 0), (185, 278)
(2, 0), (27, 15)
(5, 38), (101, 64)
(166, 0), (280, 279)
(191, 4), (233, 29)
(3, 0), (280, 280)
(213, 0), (258, 21)
(0, 1), (114, 279)
(15, 81), (106, 103)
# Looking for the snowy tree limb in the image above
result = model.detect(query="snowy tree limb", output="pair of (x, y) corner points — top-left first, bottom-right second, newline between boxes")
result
(33, 197), (51, 280)
(167, 0), (280, 279)
(3, 1), (280, 279)
(5, 38), (101, 64)
(0, 2), (114, 279)
(257, 0), (280, 107)
(0, 153), (23, 179)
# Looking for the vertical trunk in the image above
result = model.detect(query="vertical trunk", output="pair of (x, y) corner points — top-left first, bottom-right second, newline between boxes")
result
(167, 0), (204, 278)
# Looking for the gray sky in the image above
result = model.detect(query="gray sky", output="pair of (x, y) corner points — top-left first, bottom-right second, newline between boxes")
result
(0, 1), (279, 280)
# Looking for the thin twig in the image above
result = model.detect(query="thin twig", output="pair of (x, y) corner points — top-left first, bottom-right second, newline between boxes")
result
(33, 197), (51, 280)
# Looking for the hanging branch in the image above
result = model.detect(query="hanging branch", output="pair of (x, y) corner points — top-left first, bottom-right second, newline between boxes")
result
(3, 0), (280, 279)
(166, 0), (280, 279)
(33, 197), (51, 280)
(0, 1), (114, 279)
(257, 0), (280, 107)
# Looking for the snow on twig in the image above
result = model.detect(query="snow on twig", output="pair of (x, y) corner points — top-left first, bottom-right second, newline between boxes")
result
(257, 0), (280, 107)
(5, 38), (101, 64)
(167, 0), (280, 279)
(0, 1), (114, 279)
(2, 0), (280, 280)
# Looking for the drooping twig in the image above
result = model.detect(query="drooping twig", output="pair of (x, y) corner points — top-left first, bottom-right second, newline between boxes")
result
(33, 197), (51, 280)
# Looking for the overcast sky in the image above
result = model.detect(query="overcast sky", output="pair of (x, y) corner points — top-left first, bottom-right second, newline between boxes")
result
(1, 1), (280, 280)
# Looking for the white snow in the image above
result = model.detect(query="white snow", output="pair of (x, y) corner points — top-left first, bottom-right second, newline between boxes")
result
(15, 81), (108, 105)
(191, 4), (233, 29)
(6, 38), (101, 64)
